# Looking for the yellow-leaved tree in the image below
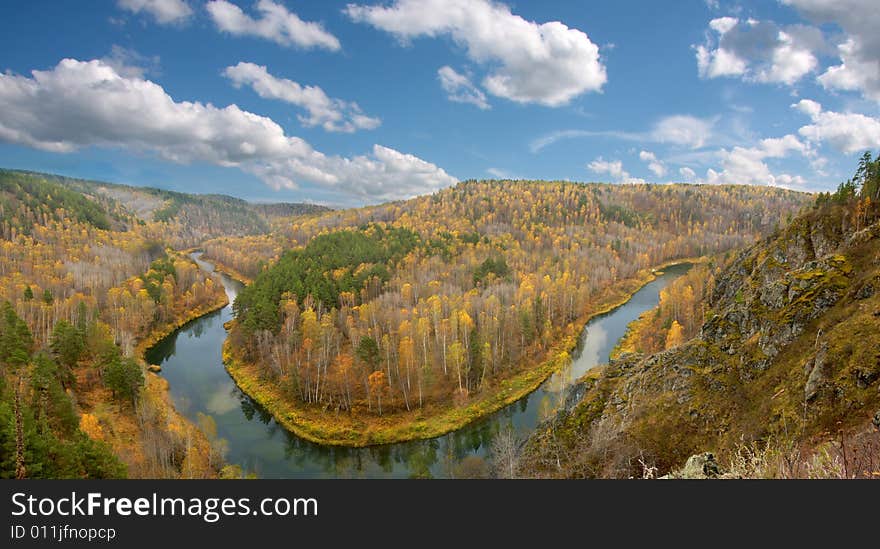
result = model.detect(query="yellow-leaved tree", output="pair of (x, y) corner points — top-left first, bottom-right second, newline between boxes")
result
(79, 413), (104, 441)
(665, 320), (685, 349)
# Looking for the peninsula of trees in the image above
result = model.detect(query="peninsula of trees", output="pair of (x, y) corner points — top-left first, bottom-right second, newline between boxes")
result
(220, 180), (811, 445)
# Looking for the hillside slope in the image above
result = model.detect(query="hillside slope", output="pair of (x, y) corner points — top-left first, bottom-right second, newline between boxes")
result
(2, 169), (329, 247)
(522, 166), (880, 478)
(0, 168), (325, 478)
(222, 180), (812, 445)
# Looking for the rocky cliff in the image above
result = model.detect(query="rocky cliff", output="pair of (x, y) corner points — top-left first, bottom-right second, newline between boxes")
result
(522, 202), (880, 478)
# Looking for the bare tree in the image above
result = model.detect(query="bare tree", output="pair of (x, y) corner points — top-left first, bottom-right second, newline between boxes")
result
(490, 426), (523, 479)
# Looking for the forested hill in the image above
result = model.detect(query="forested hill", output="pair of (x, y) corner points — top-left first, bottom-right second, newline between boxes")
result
(522, 153), (880, 479)
(222, 180), (814, 444)
(0, 169), (117, 234)
(206, 180), (815, 281)
(0, 168), (328, 477)
(0, 169), (329, 247)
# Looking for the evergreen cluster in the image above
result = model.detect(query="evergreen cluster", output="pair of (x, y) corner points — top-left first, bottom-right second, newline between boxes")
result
(0, 301), (136, 478)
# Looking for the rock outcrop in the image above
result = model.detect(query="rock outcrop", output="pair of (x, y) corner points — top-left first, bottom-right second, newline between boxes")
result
(660, 453), (725, 479)
(523, 204), (880, 479)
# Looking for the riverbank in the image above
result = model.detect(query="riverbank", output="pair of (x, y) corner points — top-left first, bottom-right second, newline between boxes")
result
(222, 257), (704, 447)
(200, 255), (256, 286)
(135, 250), (232, 363)
(134, 290), (230, 364)
(85, 284), (228, 478)
(121, 255), (232, 478)
(609, 257), (711, 361)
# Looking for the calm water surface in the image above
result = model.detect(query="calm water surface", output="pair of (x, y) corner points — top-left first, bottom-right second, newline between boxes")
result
(145, 255), (690, 478)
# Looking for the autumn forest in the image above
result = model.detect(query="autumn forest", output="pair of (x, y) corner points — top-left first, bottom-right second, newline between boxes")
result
(222, 180), (811, 445)
(0, 164), (821, 478)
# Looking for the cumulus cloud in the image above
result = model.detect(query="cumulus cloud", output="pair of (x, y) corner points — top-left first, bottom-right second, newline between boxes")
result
(782, 0), (880, 102)
(101, 45), (161, 79)
(117, 0), (192, 24)
(705, 134), (809, 187)
(695, 17), (821, 85)
(679, 166), (697, 181)
(587, 158), (645, 183)
(696, 42), (747, 79)
(639, 150), (667, 178)
(223, 62), (380, 133)
(437, 66), (490, 110)
(207, 0), (340, 50)
(793, 99), (880, 154)
(651, 115), (714, 148)
(817, 39), (877, 98)
(345, 0), (606, 107)
(697, 2), (880, 101)
(0, 59), (455, 201)
(588, 158), (626, 180)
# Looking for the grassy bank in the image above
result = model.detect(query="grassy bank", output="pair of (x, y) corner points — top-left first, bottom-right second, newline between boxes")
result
(609, 313), (652, 360)
(223, 258), (704, 447)
(135, 289), (230, 363)
(80, 285), (227, 478)
(114, 256), (232, 478)
(609, 256), (711, 361)
(202, 256), (255, 286)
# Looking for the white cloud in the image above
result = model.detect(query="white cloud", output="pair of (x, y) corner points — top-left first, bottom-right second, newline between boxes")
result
(679, 166), (697, 181)
(588, 158), (626, 180)
(437, 66), (490, 110)
(695, 17), (819, 85)
(793, 99), (880, 154)
(223, 62), (379, 133)
(639, 150), (667, 178)
(118, 0), (192, 24)
(758, 134), (810, 157)
(794, 98), (822, 118)
(704, 134), (809, 187)
(101, 45), (161, 79)
(529, 130), (595, 153)
(696, 43), (748, 78)
(651, 115), (714, 148)
(345, 0), (606, 107)
(782, 0), (880, 102)
(206, 0), (340, 50)
(486, 167), (516, 179)
(709, 16), (739, 36)
(0, 59), (454, 202)
(817, 39), (873, 96)
(530, 115), (714, 153)
(757, 31), (818, 84)
(699, 2), (880, 102)
(587, 158), (645, 183)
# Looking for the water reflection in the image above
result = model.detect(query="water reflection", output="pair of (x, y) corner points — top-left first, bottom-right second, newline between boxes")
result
(206, 386), (239, 415)
(145, 257), (691, 478)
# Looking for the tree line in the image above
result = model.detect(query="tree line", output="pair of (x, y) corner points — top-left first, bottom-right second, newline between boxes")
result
(224, 180), (812, 417)
(1, 170), (234, 477)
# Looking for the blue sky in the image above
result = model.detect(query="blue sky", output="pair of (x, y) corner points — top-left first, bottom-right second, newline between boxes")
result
(0, 0), (878, 206)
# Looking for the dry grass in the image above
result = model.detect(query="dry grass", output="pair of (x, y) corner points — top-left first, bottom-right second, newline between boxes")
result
(722, 426), (880, 479)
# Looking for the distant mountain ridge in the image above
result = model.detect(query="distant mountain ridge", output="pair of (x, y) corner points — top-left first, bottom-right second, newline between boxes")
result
(0, 169), (330, 246)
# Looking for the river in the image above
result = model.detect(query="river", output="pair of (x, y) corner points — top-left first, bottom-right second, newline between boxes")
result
(145, 254), (691, 478)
